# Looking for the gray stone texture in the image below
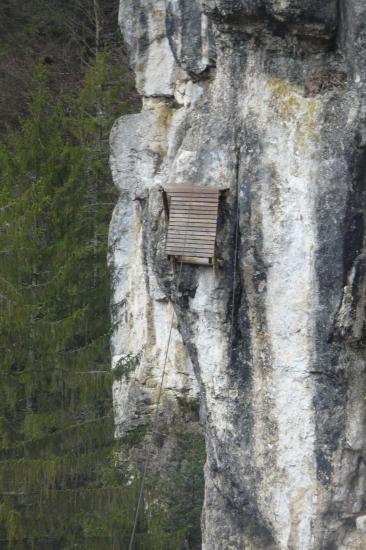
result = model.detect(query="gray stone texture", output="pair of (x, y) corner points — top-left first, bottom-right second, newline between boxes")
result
(110, 0), (366, 548)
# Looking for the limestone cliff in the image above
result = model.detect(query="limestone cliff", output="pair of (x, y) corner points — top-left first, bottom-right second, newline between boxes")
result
(109, 1), (366, 548)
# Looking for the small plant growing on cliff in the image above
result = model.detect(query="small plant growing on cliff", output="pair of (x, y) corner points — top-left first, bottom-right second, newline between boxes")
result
(113, 352), (142, 381)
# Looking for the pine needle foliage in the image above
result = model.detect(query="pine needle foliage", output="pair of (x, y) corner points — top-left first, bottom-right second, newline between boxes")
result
(0, 53), (139, 548)
(0, 0), (138, 131)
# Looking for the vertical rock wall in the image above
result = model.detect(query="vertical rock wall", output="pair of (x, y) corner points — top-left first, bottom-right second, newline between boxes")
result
(109, 1), (366, 548)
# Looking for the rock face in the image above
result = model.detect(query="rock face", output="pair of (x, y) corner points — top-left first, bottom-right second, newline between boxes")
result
(109, 1), (366, 548)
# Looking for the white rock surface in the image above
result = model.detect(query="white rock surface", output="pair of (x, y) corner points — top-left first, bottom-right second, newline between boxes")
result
(110, 0), (366, 548)
(356, 515), (366, 532)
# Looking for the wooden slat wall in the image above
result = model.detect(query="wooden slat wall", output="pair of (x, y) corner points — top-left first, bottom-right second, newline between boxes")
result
(164, 187), (220, 262)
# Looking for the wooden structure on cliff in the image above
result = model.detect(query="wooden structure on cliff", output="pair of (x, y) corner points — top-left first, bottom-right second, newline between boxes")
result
(162, 186), (225, 266)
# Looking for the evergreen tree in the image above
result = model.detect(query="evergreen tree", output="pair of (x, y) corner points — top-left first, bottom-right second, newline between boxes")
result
(0, 54), (132, 548)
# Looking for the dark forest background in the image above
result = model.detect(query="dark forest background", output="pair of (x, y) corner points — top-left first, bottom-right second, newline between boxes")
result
(0, 1), (204, 548)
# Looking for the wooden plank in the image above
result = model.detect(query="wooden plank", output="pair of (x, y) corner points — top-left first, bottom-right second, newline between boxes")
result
(167, 231), (216, 238)
(170, 203), (218, 209)
(166, 249), (214, 257)
(171, 211), (217, 218)
(168, 235), (216, 240)
(167, 250), (214, 258)
(168, 245), (215, 251)
(171, 216), (217, 221)
(167, 234), (216, 242)
(167, 241), (215, 250)
(168, 236), (216, 242)
(167, 238), (216, 246)
(172, 216), (218, 221)
(170, 217), (217, 223)
(168, 229), (217, 235)
(169, 194), (219, 200)
(169, 222), (217, 229)
(169, 247), (214, 253)
(170, 209), (218, 215)
(164, 186), (220, 194)
(172, 204), (218, 207)
(169, 216), (217, 221)
(167, 237), (216, 244)
(168, 230), (216, 236)
(169, 229), (216, 236)
(167, 228), (217, 235)
(171, 217), (217, 222)
(171, 209), (218, 215)
(169, 219), (217, 224)
(167, 232), (216, 239)
(167, 248), (215, 255)
(168, 189), (219, 194)
(170, 206), (218, 212)
(166, 192), (220, 197)
(170, 202), (218, 212)
(171, 201), (218, 212)
(170, 214), (217, 225)
(169, 215), (217, 227)
(168, 190), (219, 195)
(168, 243), (215, 250)
(171, 196), (219, 203)
(171, 198), (219, 205)
(167, 245), (213, 251)
(169, 222), (217, 228)
(167, 243), (215, 251)
(168, 235), (216, 242)
(172, 203), (218, 209)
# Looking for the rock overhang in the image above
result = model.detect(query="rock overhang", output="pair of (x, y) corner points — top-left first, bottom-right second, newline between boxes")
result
(201, 0), (338, 41)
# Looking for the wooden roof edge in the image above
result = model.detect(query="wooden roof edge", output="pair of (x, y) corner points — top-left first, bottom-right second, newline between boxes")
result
(170, 256), (213, 265)
(161, 185), (229, 194)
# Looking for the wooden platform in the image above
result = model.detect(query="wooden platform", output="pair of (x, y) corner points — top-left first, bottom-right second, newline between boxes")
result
(162, 186), (222, 265)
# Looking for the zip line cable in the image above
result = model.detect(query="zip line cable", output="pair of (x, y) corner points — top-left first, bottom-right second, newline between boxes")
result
(229, 148), (241, 361)
(223, 146), (241, 447)
(128, 182), (240, 548)
(127, 301), (178, 550)
(128, 193), (193, 550)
